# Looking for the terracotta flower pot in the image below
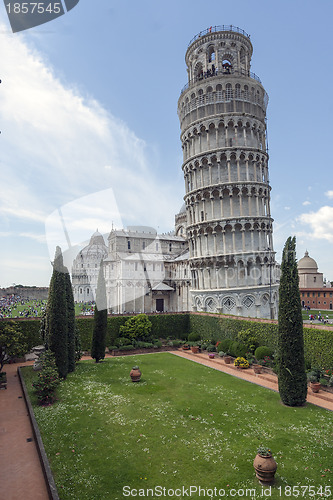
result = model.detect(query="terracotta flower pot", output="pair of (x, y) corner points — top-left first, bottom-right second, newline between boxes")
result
(253, 453), (277, 484)
(224, 356), (231, 364)
(208, 353), (215, 359)
(310, 382), (321, 393)
(191, 346), (199, 353)
(130, 367), (141, 382)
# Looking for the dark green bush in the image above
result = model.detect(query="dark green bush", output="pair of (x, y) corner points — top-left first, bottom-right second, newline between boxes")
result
(188, 332), (201, 342)
(229, 341), (247, 358)
(255, 346), (274, 361)
(217, 339), (232, 353)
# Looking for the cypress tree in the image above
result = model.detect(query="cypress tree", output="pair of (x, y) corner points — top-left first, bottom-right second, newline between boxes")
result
(277, 236), (307, 406)
(64, 266), (76, 373)
(91, 261), (107, 363)
(46, 247), (68, 378)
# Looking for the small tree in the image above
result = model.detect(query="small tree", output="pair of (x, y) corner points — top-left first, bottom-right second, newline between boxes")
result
(119, 314), (152, 342)
(64, 269), (76, 373)
(33, 350), (60, 405)
(46, 247), (69, 378)
(0, 321), (27, 372)
(277, 236), (307, 406)
(91, 262), (107, 363)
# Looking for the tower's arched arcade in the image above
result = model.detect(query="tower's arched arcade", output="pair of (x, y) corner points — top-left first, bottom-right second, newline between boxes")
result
(178, 26), (279, 318)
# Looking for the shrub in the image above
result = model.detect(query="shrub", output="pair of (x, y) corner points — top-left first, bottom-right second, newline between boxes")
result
(237, 329), (259, 353)
(118, 345), (135, 351)
(259, 356), (274, 368)
(218, 338), (232, 353)
(115, 337), (132, 347)
(188, 332), (201, 342)
(153, 340), (162, 348)
(119, 314), (152, 341)
(229, 341), (247, 358)
(171, 340), (183, 347)
(109, 345), (118, 351)
(255, 346), (273, 361)
(329, 375), (333, 387)
(32, 351), (60, 405)
(206, 344), (216, 352)
(319, 377), (328, 387)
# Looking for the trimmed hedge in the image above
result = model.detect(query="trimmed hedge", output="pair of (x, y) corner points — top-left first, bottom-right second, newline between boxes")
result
(0, 319), (42, 351)
(4, 314), (333, 370)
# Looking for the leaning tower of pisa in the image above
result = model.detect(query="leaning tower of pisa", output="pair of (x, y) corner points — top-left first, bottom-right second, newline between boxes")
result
(178, 25), (279, 319)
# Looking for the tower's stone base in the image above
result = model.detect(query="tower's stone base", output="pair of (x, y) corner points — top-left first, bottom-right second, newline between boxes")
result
(191, 284), (279, 319)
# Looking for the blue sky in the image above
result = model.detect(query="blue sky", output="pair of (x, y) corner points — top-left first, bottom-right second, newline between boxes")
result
(1, 0), (333, 287)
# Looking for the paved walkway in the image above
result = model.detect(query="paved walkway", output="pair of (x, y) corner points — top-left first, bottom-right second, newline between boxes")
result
(0, 353), (332, 500)
(0, 360), (49, 500)
(173, 349), (333, 411)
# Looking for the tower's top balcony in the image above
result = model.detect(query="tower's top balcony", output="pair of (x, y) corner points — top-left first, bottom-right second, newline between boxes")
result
(187, 25), (250, 47)
(180, 67), (262, 96)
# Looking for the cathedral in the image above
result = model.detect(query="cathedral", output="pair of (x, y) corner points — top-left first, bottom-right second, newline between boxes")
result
(72, 25), (279, 319)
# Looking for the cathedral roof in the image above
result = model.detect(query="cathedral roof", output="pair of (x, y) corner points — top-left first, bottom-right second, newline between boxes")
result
(297, 251), (318, 273)
(152, 282), (174, 291)
(178, 203), (186, 214)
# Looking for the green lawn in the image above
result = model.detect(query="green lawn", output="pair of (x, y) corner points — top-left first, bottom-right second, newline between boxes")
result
(22, 353), (333, 500)
(302, 309), (333, 321)
(1, 300), (92, 318)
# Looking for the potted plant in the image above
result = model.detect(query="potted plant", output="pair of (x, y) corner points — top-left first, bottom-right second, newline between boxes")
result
(234, 357), (250, 369)
(307, 367), (324, 393)
(182, 343), (190, 350)
(224, 355), (232, 364)
(188, 342), (199, 353)
(130, 366), (142, 382)
(253, 446), (277, 484)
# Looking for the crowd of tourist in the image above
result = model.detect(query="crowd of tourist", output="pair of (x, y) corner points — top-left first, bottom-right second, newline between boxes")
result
(0, 296), (47, 319)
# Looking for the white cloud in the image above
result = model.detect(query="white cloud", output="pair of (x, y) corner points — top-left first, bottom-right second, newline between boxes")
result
(0, 21), (181, 228)
(302, 201), (311, 206)
(297, 206), (333, 242)
(0, 19), (182, 285)
(325, 190), (333, 199)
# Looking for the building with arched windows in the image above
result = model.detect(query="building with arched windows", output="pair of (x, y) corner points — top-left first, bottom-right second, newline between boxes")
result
(177, 25), (279, 318)
(72, 26), (279, 319)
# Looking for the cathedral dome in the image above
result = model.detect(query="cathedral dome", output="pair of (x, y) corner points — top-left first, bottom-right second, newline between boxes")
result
(298, 251), (318, 273)
(77, 230), (108, 260)
(89, 230), (106, 247)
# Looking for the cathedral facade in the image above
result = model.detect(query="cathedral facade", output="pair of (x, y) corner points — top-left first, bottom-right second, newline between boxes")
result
(72, 26), (279, 319)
